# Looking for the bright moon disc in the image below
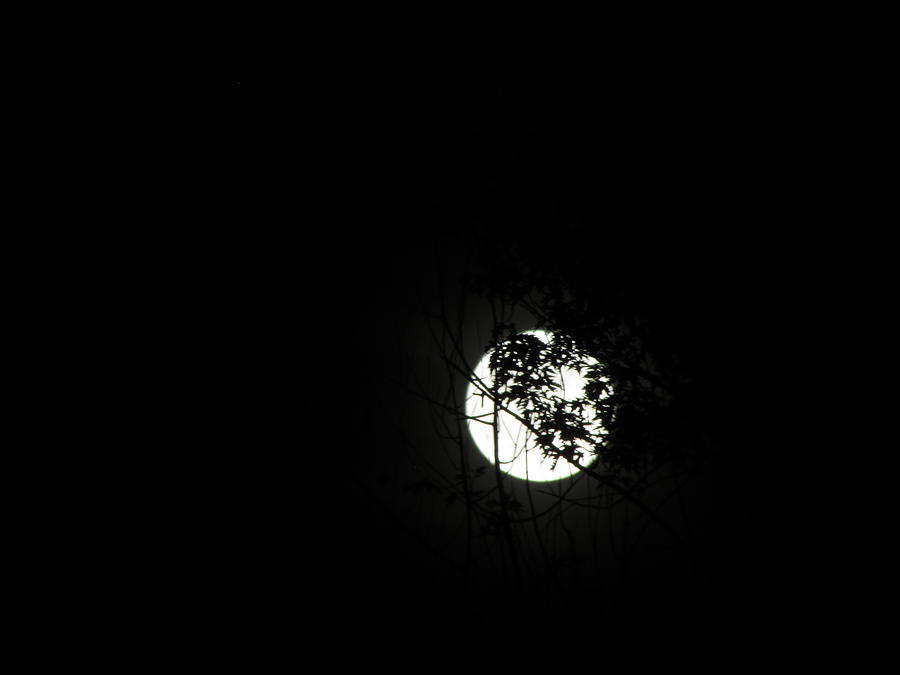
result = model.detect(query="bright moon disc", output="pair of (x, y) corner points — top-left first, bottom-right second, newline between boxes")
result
(465, 330), (607, 482)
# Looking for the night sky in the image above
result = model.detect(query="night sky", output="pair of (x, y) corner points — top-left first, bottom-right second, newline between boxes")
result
(150, 57), (855, 659)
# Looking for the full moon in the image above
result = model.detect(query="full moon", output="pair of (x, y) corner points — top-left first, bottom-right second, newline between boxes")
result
(465, 330), (607, 482)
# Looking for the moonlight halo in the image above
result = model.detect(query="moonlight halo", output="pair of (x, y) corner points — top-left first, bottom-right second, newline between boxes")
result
(465, 329), (607, 482)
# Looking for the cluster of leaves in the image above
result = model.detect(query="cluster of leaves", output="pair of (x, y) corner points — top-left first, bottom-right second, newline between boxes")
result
(469, 235), (709, 484)
(486, 329), (614, 472)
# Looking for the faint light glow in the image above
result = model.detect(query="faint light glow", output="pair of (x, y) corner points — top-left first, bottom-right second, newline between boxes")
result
(465, 330), (608, 482)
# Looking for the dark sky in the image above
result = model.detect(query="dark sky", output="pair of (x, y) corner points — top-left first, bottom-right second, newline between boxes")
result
(156, 58), (851, 656)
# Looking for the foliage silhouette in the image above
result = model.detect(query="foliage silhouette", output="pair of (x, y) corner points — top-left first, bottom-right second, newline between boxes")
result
(383, 223), (748, 635)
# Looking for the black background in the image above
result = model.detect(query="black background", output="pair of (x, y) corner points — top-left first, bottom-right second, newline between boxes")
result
(141, 53), (860, 658)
